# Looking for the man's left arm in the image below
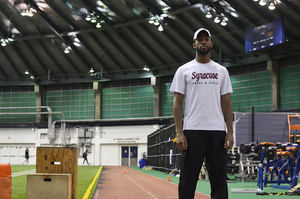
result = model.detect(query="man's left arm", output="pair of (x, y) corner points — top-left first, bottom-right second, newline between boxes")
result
(221, 93), (234, 149)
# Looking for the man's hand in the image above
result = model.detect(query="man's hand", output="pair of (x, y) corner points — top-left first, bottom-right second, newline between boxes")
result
(224, 133), (234, 149)
(176, 132), (188, 151)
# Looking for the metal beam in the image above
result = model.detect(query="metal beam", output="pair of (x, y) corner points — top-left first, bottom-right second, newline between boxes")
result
(279, 0), (300, 18)
(8, 42), (38, 77)
(62, 36), (91, 70)
(25, 0), (63, 40)
(218, 0), (266, 27)
(45, 0), (75, 30)
(99, 31), (140, 70)
(0, 6), (24, 36)
(8, 3), (205, 42)
(140, 0), (193, 59)
(0, 61), (9, 80)
(87, 32), (127, 71)
(126, 26), (167, 66)
(61, 0), (94, 28)
(75, 34), (110, 72)
(139, 23), (181, 63)
(22, 40), (48, 75)
(80, 0), (111, 25)
(84, 2), (153, 71)
(203, 0), (245, 31)
(100, 0), (127, 22)
(35, 39), (68, 75)
(26, 1), (93, 72)
(1, 48), (22, 78)
(119, 0), (144, 18)
(50, 39), (84, 75)
(179, 12), (239, 54)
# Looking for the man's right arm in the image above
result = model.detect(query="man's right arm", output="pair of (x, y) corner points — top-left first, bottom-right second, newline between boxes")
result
(173, 92), (187, 150)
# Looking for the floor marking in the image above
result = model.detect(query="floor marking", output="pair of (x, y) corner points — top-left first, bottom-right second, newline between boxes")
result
(12, 169), (36, 177)
(135, 168), (210, 198)
(125, 174), (158, 199)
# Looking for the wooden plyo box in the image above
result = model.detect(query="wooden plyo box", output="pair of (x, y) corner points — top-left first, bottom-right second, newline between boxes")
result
(36, 147), (78, 199)
(27, 173), (72, 199)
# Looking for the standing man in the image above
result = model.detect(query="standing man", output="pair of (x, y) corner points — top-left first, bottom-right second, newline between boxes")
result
(170, 28), (234, 199)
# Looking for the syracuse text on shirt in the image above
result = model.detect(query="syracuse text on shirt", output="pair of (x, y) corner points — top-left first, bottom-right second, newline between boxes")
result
(191, 72), (218, 82)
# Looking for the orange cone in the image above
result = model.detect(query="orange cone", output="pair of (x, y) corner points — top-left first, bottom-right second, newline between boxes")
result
(123, 169), (126, 174)
(167, 176), (171, 181)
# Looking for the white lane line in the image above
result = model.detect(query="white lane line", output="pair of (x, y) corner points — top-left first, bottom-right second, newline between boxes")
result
(12, 169), (36, 177)
(134, 169), (210, 198)
(124, 174), (158, 199)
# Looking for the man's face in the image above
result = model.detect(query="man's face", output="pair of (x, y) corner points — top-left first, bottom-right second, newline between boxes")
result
(193, 32), (213, 55)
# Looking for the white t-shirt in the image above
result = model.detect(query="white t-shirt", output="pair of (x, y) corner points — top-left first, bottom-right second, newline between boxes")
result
(170, 59), (233, 131)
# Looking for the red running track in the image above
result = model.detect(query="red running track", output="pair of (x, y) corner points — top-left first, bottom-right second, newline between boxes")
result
(92, 166), (210, 199)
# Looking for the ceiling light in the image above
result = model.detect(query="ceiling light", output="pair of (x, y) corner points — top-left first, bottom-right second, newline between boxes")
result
(30, 76), (34, 79)
(268, 2), (275, 10)
(158, 25), (164, 31)
(85, 14), (91, 21)
(1, 38), (7, 46)
(259, 0), (266, 6)
(73, 42), (81, 47)
(96, 0), (105, 7)
(25, 70), (29, 75)
(253, 0), (259, 1)
(28, 10), (33, 17)
(149, 18), (155, 24)
(214, 16), (220, 23)
(91, 16), (97, 23)
(221, 19), (227, 26)
(21, 10), (27, 16)
(96, 22), (102, 28)
(143, 66), (150, 71)
(90, 68), (94, 73)
(64, 47), (70, 54)
(206, 11), (212, 18)
(230, 12), (239, 18)
(21, 5), (35, 17)
(149, 14), (168, 31)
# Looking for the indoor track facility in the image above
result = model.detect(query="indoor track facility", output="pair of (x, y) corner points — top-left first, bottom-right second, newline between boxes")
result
(0, 0), (300, 198)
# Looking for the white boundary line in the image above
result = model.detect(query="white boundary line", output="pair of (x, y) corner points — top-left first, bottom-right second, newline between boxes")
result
(12, 169), (36, 177)
(133, 168), (210, 198)
(124, 174), (158, 199)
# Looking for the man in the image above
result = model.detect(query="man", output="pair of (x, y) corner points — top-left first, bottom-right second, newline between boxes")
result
(170, 28), (234, 199)
(22, 147), (29, 165)
(83, 149), (89, 165)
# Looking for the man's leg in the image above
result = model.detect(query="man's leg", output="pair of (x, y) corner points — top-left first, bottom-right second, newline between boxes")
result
(178, 130), (207, 199)
(206, 131), (228, 199)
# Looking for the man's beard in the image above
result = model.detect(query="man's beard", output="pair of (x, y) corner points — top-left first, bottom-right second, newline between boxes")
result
(196, 46), (212, 55)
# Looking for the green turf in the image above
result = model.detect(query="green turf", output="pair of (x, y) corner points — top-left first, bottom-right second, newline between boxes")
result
(77, 166), (101, 199)
(11, 165), (36, 173)
(131, 167), (296, 199)
(10, 165), (101, 199)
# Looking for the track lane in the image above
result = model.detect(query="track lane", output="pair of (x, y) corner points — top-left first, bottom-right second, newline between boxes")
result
(93, 166), (210, 199)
